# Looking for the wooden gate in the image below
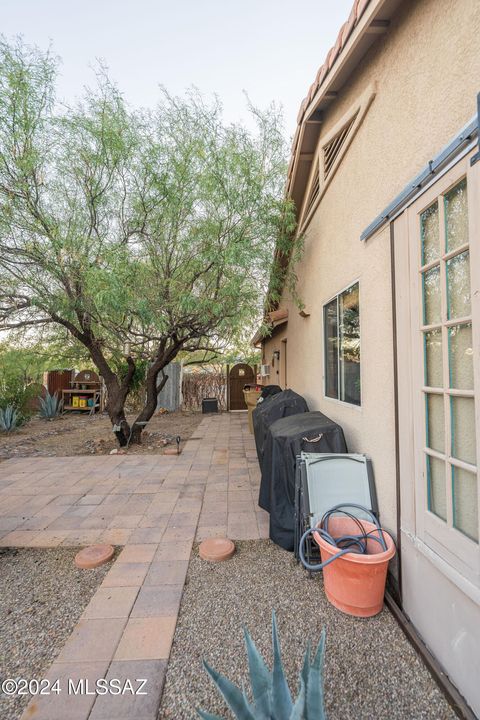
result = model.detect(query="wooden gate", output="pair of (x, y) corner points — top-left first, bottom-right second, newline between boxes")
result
(228, 363), (255, 410)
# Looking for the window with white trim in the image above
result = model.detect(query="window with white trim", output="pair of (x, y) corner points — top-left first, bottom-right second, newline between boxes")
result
(324, 282), (361, 406)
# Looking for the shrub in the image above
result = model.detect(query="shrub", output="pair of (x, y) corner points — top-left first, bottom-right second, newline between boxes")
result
(0, 405), (21, 432)
(199, 611), (326, 720)
(38, 391), (62, 419)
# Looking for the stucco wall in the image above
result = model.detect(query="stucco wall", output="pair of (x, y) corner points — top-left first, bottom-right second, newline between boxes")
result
(272, 0), (480, 537)
(262, 327), (288, 389)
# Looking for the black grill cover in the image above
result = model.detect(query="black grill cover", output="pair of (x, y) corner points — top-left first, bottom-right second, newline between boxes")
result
(260, 385), (282, 400)
(253, 389), (309, 472)
(259, 411), (347, 551)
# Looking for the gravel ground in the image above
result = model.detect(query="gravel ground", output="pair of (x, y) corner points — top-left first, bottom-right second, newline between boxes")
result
(0, 547), (116, 720)
(159, 540), (456, 720)
(0, 410), (202, 461)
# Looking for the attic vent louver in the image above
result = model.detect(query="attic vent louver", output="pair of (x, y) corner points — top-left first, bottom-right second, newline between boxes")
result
(305, 161), (320, 218)
(323, 111), (358, 180)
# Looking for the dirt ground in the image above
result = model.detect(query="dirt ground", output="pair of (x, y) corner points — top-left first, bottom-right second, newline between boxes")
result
(0, 410), (204, 462)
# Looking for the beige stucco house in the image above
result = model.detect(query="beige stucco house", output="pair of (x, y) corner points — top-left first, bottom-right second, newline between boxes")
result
(255, 0), (480, 715)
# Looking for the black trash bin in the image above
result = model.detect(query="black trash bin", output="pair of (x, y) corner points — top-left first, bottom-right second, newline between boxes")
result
(259, 411), (347, 551)
(252, 389), (309, 473)
(202, 397), (218, 413)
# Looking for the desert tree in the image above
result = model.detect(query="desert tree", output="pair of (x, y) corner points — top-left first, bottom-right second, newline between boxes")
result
(0, 38), (301, 444)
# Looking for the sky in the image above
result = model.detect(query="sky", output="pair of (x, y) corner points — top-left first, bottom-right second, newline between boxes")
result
(1, 0), (352, 139)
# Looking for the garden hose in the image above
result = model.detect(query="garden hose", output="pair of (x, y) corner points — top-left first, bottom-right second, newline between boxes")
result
(298, 503), (393, 572)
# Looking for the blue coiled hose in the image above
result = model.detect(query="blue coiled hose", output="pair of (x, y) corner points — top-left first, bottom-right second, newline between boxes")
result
(299, 503), (391, 572)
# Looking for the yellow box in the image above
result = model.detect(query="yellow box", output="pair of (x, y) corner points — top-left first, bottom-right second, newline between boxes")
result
(72, 396), (79, 407)
(79, 397), (87, 408)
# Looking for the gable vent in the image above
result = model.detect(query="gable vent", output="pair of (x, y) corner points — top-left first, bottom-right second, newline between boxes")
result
(323, 111), (358, 180)
(305, 161), (320, 218)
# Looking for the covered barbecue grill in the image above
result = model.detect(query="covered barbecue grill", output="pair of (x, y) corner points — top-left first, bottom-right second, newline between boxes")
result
(253, 389), (309, 473)
(259, 411), (347, 551)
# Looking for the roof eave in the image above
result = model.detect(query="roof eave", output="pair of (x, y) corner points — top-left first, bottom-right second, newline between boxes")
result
(287, 0), (403, 215)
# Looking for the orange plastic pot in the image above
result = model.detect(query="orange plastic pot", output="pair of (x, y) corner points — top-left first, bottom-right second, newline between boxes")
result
(313, 517), (395, 618)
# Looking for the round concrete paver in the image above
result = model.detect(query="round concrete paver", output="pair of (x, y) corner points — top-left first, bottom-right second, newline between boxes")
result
(74, 544), (115, 569)
(199, 538), (235, 562)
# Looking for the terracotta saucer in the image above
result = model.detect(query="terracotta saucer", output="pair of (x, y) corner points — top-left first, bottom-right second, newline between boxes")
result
(199, 537), (235, 562)
(74, 544), (115, 569)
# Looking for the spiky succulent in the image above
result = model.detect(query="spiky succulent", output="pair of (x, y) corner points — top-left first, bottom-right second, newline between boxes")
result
(38, 392), (62, 419)
(198, 611), (326, 720)
(0, 405), (21, 432)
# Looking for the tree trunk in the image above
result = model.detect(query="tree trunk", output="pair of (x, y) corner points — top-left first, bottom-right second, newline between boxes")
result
(129, 369), (169, 444)
(105, 381), (132, 446)
(83, 333), (179, 447)
(102, 359), (136, 446)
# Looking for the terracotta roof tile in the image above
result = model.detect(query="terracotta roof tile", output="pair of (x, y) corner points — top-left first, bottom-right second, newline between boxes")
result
(325, 46), (335, 70)
(339, 19), (352, 48)
(297, 98), (307, 124)
(314, 63), (325, 85)
(356, 0), (371, 18)
(288, 0), (373, 191)
(331, 31), (343, 63)
(307, 80), (317, 104)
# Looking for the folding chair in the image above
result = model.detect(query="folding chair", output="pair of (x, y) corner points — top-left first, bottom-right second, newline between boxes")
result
(294, 452), (379, 565)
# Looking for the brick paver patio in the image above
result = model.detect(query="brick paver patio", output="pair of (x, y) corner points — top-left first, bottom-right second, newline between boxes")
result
(0, 412), (267, 720)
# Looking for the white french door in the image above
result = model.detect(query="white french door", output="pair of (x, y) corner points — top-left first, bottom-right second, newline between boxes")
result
(407, 153), (480, 583)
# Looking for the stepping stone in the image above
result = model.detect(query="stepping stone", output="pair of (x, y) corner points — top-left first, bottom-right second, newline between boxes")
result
(164, 448), (181, 456)
(75, 544), (115, 569)
(199, 538), (235, 562)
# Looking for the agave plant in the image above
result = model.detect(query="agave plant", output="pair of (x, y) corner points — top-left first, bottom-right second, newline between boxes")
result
(0, 404), (21, 432)
(38, 392), (62, 419)
(198, 611), (326, 720)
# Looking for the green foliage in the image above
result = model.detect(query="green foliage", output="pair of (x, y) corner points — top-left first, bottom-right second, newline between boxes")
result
(199, 611), (326, 720)
(38, 391), (62, 418)
(0, 342), (50, 415)
(0, 37), (303, 439)
(0, 373), (27, 411)
(113, 358), (148, 391)
(0, 365), (38, 418)
(0, 404), (21, 432)
(0, 37), (301, 372)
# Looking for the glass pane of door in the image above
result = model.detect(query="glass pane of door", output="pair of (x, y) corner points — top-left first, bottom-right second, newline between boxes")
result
(449, 323), (473, 389)
(427, 455), (446, 520)
(445, 179), (468, 252)
(426, 393), (445, 453)
(447, 251), (471, 319)
(424, 329), (443, 387)
(421, 201), (439, 264)
(451, 396), (476, 465)
(452, 466), (478, 542)
(423, 266), (441, 325)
